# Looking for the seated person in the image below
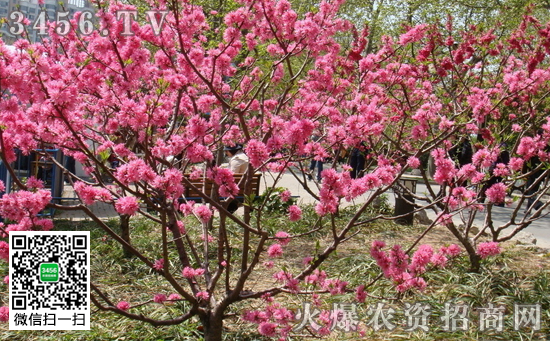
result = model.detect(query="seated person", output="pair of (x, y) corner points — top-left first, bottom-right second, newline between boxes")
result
(223, 144), (249, 213)
(224, 144), (249, 173)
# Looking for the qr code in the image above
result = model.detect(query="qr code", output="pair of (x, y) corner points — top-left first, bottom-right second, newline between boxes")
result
(9, 231), (90, 330)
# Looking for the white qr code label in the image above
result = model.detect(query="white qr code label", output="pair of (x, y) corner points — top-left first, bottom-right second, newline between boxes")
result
(9, 231), (90, 330)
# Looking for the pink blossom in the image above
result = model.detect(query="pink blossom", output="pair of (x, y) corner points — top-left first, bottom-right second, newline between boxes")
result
(288, 205), (302, 221)
(302, 256), (313, 265)
(508, 157), (524, 172)
(258, 322), (277, 336)
(26, 177), (44, 190)
(194, 205), (213, 223)
(0, 241), (8, 261)
(182, 267), (204, 278)
(168, 294), (181, 301)
(177, 221), (186, 235)
(437, 213), (453, 225)
(407, 156), (421, 169)
(323, 278), (348, 295)
(430, 252), (448, 268)
(389, 244), (409, 277)
(0, 306), (8, 322)
(115, 159), (156, 185)
(179, 202), (195, 215)
(441, 244), (462, 257)
(245, 139), (270, 168)
(485, 182), (507, 204)
(115, 196), (140, 216)
(279, 190), (291, 202)
(476, 241), (501, 259)
(153, 294), (167, 303)
(3, 275), (8, 285)
(0, 190), (51, 221)
(201, 234), (215, 242)
(492, 163), (510, 177)
(304, 269), (327, 286)
(212, 167), (239, 197)
(370, 240), (391, 277)
(117, 301), (130, 311)
(0, 181), (4, 193)
(267, 244), (283, 257)
(275, 231), (291, 246)
(153, 258), (164, 271)
(196, 291), (209, 301)
(517, 136), (542, 159)
(409, 245), (433, 275)
(399, 24), (428, 45)
(355, 284), (367, 303)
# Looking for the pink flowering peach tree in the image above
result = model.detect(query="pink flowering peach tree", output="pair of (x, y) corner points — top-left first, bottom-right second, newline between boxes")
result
(1, 0), (550, 338)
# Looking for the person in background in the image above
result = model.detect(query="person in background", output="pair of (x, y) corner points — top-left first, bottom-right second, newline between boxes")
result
(224, 144), (249, 173)
(349, 142), (367, 179)
(64, 155), (76, 184)
(224, 144), (249, 213)
(524, 129), (548, 213)
(307, 134), (323, 181)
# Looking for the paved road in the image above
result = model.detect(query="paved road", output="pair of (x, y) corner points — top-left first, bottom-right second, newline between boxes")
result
(265, 171), (550, 249)
(57, 171), (550, 248)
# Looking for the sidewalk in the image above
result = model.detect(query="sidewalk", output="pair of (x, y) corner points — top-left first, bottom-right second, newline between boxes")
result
(54, 170), (550, 248)
(55, 184), (118, 221)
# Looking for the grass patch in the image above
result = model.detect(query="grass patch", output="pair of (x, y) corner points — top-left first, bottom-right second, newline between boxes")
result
(1, 204), (549, 340)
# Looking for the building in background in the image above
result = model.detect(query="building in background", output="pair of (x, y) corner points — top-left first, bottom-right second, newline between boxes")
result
(0, 0), (94, 44)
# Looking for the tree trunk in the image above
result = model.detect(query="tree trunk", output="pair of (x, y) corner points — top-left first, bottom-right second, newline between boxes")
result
(120, 214), (132, 258)
(201, 312), (224, 341)
(467, 250), (481, 273)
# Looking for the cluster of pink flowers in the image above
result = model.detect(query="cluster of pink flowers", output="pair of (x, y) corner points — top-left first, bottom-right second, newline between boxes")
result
(179, 202), (195, 216)
(279, 190), (291, 202)
(446, 186), (477, 209)
(153, 168), (184, 199)
(25, 177), (44, 190)
(0, 241), (8, 262)
(0, 189), (51, 221)
(168, 294), (181, 301)
(0, 217), (53, 237)
(196, 291), (210, 301)
(370, 241), (462, 292)
(211, 167), (239, 198)
(153, 258), (164, 271)
(287, 205), (302, 221)
(115, 159), (157, 185)
(275, 231), (291, 246)
(406, 156), (421, 169)
(485, 183), (507, 204)
(242, 299), (294, 338)
(74, 182), (113, 205)
(431, 148), (457, 185)
(153, 294), (167, 303)
(193, 205), (213, 223)
(182, 266), (205, 278)
(273, 270), (300, 293)
(0, 306), (8, 322)
(245, 139), (270, 168)
(267, 244), (283, 258)
(117, 301), (130, 311)
(476, 241), (501, 259)
(115, 196), (140, 216)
